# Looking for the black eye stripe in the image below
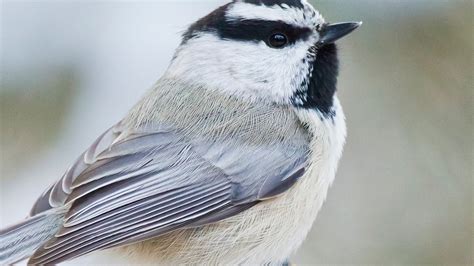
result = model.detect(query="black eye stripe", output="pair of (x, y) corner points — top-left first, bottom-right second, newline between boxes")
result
(182, 3), (312, 45)
(216, 19), (311, 44)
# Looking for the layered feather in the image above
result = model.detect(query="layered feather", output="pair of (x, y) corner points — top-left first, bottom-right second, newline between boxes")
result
(26, 78), (311, 264)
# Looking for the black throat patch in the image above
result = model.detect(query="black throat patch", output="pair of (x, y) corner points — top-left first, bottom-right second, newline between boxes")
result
(291, 43), (339, 117)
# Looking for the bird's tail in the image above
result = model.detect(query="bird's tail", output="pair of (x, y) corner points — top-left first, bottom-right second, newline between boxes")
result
(0, 210), (64, 264)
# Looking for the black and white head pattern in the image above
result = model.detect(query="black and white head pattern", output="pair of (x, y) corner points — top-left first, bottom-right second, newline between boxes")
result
(166, 0), (339, 117)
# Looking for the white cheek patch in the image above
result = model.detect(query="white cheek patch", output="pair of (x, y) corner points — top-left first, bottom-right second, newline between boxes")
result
(227, 1), (325, 28)
(166, 33), (314, 105)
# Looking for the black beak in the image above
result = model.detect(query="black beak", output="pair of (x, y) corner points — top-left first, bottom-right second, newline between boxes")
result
(317, 22), (362, 45)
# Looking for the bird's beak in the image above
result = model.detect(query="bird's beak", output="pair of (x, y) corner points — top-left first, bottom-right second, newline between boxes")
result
(317, 21), (362, 45)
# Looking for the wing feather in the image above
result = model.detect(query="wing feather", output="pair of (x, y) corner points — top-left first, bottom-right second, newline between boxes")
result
(30, 182), (233, 264)
(28, 120), (309, 265)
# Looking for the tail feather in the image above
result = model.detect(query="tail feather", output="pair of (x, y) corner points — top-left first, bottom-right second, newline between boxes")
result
(0, 211), (64, 264)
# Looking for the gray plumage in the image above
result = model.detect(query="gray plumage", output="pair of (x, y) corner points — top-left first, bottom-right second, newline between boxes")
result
(0, 209), (66, 264)
(1, 79), (310, 264)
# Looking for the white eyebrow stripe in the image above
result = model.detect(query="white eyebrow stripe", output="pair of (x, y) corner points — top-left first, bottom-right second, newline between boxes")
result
(226, 2), (299, 23)
(226, 2), (323, 27)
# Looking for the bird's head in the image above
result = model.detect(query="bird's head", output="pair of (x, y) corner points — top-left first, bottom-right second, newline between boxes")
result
(166, 0), (361, 116)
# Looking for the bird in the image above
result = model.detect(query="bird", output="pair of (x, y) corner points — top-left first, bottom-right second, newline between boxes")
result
(0, 0), (361, 264)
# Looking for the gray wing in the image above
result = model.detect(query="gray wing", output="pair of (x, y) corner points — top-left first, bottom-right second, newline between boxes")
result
(28, 121), (309, 264)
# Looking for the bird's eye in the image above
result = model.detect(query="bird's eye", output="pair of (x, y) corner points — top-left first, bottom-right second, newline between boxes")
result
(268, 33), (288, 48)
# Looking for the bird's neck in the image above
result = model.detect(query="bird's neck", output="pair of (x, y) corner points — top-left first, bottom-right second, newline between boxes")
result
(124, 78), (310, 146)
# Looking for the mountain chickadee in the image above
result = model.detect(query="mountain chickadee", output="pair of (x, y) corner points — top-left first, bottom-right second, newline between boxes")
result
(0, 0), (361, 264)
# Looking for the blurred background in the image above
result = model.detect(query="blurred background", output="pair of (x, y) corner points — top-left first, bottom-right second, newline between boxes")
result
(0, 0), (472, 265)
